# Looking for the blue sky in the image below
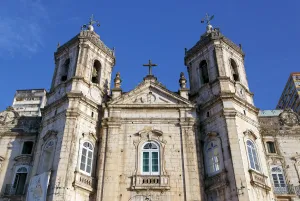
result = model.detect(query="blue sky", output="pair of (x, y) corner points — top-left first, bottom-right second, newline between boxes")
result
(0, 0), (299, 111)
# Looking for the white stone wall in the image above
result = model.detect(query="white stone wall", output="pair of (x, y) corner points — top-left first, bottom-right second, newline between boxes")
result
(97, 103), (202, 201)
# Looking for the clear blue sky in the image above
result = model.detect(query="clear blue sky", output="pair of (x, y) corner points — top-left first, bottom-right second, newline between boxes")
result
(0, 0), (299, 111)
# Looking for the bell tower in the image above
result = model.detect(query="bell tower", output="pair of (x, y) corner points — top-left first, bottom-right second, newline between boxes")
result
(29, 16), (115, 201)
(185, 15), (275, 201)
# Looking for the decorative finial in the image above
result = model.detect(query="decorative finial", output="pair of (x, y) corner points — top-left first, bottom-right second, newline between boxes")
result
(81, 14), (100, 31)
(201, 13), (214, 33)
(179, 72), (187, 89)
(143, 60), (158, 76)
(57, 42), (60, 49)
(114, 72), (122, 89)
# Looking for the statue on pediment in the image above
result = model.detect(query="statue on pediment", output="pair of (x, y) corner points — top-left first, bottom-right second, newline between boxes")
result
(0, 107), (19, 125)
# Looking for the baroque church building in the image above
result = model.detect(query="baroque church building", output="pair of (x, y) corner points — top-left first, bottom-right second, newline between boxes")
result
(0, 17), (300, 201)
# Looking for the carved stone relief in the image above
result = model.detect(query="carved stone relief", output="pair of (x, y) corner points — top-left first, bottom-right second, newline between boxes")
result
(279, 109), (299, 126)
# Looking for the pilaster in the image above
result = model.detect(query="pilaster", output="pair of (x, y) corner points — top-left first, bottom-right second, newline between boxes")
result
(97, 120), (121, 201)
(222, 109), (249, 201)
(179, 118), (202, 201)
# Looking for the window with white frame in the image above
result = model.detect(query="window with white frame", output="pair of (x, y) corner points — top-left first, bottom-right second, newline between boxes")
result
(142, 142), (159, 175)
(80, 142), (94, 175)
(271, 166), (287, 193)
(246, 140), (260, 171)
(205, 140), (222, 176)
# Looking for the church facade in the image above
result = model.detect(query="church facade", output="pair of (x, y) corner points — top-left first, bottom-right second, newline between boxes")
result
(0, 17), (300, 201)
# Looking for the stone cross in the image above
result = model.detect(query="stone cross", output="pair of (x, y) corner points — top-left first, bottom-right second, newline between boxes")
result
(88, 14), (100, 26)
(143, 60), (157, 76)
(81, 14), (100, 31)
(201, 13), (214, 25)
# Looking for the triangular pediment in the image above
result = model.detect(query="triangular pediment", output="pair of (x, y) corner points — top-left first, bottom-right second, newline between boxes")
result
(109, 79), (193, 107)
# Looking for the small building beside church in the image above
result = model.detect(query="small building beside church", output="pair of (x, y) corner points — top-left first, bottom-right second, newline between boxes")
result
(0, 16), (300, 201)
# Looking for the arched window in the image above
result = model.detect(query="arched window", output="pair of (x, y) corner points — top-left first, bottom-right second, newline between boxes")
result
(230, 59), (239, 81)
(271, 166), (287, 194)
(13, 166), (28, 195)
(39, 140), (55, 173)
(266, 141), (276, 153)
(205, 140), (222, 176)
(61, 58), (70, 82)
(80, 142), (94, 175)
(142, 142), (159, 175)
(246, 140), (260, 171)
(92, 60), (101, 84)
(199, 60), (209, 84)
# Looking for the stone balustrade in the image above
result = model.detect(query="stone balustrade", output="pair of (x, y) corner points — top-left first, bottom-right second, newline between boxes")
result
(73, 171), (96, 192)
(131, 175), (170, 190)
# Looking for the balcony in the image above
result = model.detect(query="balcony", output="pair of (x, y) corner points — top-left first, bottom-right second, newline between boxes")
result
(249, 169), (271, 191)
(204, 171), (228, 191)
(4, 184), (27, 196)
(73, 171), (96, 192)
(273, 185), (295, 195)
(131, 175), (170, 190)
(14, 154), (32, 164)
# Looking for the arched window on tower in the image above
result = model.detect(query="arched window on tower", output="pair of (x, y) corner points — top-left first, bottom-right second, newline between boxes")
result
(61, 58), (70, 82)
(230, 59), (239, 82)
(39, 140), (56, 173)
(199, 60), (209, 85)
(246, 140), (260, 171)
(80, 142), (94, 175)
(142, 142), (160, 175)
(205, 140), (223, 176)
(92, 60), (101, 84)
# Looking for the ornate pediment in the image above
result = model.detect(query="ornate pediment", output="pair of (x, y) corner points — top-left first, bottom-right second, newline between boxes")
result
(133, 127), (167, 147)
(109, 81), (193, 107)
(135, 126), (163, 140)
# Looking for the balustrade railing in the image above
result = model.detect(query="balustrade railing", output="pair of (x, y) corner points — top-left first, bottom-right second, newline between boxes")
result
(131, 175), (170, 190)
(73, 171), (95, 192)
(273, 184), (295, 195)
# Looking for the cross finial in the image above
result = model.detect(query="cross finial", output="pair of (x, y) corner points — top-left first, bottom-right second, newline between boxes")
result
(88, 14), (100, 26)
(81, 14), (100, 31)
(143, 60), (157, 76)
(201, 13), (214, 25)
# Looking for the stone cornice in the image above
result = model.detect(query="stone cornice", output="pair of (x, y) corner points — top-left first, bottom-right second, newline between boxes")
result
(102, 117), (181, 125)
(184, 29), (244, 64)
(107, 104), (194, 109)
(189, 77), (254, 101)
(0, 131), (38, 137)
(198, 92), (259, 114)
(222, 108), (237, 119)
(55, 31), (115, 63)
(236, 112), (259, 128)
